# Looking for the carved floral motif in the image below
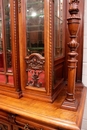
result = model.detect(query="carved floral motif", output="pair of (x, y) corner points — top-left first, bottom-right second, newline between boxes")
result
(25, 53), (45, 88)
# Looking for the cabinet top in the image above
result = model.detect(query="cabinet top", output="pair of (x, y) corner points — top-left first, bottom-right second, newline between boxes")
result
(0, 83), (86, 130)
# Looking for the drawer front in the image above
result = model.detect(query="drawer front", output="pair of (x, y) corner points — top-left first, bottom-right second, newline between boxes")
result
(0, 120), (11, 130)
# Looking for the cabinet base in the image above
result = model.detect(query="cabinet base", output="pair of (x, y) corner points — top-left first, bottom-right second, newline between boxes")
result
(61, 99), (78, 111)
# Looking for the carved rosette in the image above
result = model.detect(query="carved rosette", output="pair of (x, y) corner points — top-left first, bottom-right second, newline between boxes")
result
(62, 0), (81, 110)
(25, 53), (45, 88)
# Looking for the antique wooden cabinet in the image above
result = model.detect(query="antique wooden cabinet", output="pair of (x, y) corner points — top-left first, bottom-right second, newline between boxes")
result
(0, 0), (86, 130)
(18, 0), (66, 102)
(0, 0), (21, 98)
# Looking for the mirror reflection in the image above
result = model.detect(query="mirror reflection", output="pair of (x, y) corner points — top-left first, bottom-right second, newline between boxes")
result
(4, 0), (12, 73)
(54, 0), (64, 57)
(0, 4), (4, 72)
(0, 0), (14, 85)
(26, 0), (44, 56)
(26, 0), (45, 88)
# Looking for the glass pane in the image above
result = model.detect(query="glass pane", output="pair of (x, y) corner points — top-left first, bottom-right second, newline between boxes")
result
(4, 0), (12, 72)
(54, 0), (64, 57)
(26, 0), (44, 56)
(0, 2), (4, 72)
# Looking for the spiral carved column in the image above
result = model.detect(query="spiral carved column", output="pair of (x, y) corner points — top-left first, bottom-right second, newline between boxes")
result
(62, 0), (81, 110)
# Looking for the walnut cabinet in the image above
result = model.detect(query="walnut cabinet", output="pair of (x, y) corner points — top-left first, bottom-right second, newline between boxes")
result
(0, 0), (86, 130)
(0, 0), (21, 98)
(0, 0), (67, 102)
(18, 0), (66, 102)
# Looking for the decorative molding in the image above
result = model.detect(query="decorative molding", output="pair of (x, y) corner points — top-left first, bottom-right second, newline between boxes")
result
(24, 124), (30, 130)
(0, 124), (8, 130)
(8, 113), (16, 124)
(24, 124), (43, 130)
(18, 0), (21, 13)
(49, 0), (53, 91)
(13, 0), (20, 91)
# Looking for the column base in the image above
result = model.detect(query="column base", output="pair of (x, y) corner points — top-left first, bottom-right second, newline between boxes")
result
(61, 99), (78, 111)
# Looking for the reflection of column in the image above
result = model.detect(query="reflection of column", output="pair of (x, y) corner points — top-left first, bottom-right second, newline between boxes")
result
(62, 0), (80, 110)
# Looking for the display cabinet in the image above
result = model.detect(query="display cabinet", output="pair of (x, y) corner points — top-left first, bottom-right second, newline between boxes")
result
(19, 0), (66, 102)
(0, 0), (21, 98)
(0, 0), (86, 130)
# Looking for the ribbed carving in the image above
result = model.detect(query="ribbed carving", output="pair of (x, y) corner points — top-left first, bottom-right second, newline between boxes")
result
(13, 0), (19, 91)
(49, 0), (53, 92)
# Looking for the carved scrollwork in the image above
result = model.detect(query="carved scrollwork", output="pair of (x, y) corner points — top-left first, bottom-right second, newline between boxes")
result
(25, 53), (45, 88)
(25, 53), (45, 70)
(24, 123), (43, 130)
(24, 124), (30, 130)
(0, 124), (8, 130)
(8, 113), (16, 124)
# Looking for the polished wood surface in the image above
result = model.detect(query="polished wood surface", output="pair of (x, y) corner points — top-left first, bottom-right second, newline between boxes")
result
(0, 83), (86, 130)
(18, 0), (66, 102)
(0, 0), (86, 130)
(0, 0), (22, 98)
(64, 0), (84, 82)
(62, 0), (81, 110)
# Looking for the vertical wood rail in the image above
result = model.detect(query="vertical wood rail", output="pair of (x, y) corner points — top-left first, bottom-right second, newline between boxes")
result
(62, 0), (81, 110)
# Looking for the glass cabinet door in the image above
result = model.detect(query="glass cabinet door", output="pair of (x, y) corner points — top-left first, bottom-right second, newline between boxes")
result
(0, 0), (21, 98)
(0, 1), (4, 73)
(19, 0), (66, 102)
(53, 0), (65, 90)
(26, 0), (44, 56)
(54, 0), (65, 58)
(0, 0), (13, 84)
(25, 0), (45, 88)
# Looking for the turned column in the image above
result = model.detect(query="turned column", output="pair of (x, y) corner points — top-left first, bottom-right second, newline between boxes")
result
(62, 0), (80, 110)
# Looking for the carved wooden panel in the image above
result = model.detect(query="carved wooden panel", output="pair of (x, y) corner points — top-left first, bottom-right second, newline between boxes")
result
(0, 124), (8, 130)
(25, 53), (45, 88)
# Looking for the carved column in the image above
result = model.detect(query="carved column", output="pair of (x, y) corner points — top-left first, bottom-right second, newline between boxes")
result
(62, 0), (80, 110)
